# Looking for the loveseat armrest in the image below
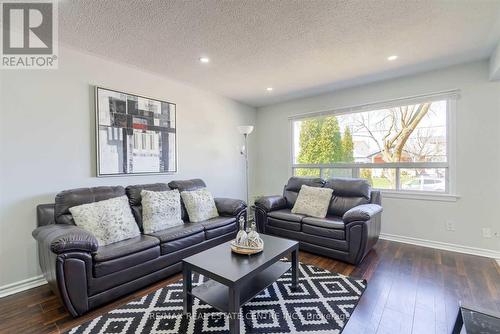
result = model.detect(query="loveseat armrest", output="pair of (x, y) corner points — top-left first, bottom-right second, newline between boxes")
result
(255, 195), (287, 212)
(214, 198), (247, 217)
(32, 224), (98, 254)
(343, 204), (383, 224)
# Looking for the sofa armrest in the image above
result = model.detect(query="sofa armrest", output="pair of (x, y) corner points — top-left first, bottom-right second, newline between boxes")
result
(214, 198), (247, 217)
(255, 195), (287, 212)
(32, 224), (98, 254)
(343, 204), (383, 224)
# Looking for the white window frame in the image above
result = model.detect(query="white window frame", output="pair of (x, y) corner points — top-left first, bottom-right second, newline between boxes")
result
(289, 90), (459, 201)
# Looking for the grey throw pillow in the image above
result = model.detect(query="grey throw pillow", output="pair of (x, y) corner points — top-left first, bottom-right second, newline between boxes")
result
(69, 196), (140, 246)
(180, 188), (219, 223)
(141, 189), (183, 233)
(291, 185), (333, 218)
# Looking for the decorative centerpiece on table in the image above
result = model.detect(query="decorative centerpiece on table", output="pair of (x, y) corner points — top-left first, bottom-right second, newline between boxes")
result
(231, 216), (264, 255)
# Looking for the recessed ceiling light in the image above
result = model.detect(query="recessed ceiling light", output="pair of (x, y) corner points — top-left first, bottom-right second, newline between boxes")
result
(199, 57), (210, 63)
(266, 87), (273, 91)
(387, 55), (398, 61)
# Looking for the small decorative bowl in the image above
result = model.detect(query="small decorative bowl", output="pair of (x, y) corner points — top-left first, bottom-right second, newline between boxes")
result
(230, 240), (264, 255)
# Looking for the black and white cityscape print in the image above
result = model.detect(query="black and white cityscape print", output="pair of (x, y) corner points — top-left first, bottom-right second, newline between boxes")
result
(96, 87), (176, 176)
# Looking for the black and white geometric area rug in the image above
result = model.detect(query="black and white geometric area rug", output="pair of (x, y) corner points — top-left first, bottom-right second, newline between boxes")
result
(66, 262), (366, 334)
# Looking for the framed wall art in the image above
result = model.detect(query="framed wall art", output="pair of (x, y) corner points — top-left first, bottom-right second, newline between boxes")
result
(95, 87), (177, 176)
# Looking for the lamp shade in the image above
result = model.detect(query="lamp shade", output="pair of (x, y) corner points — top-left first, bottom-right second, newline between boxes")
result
(237, 125), (254, 135)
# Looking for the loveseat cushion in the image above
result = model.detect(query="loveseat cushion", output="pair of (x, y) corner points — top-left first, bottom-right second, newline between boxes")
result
(302, 216), (345, 240)
(302, 216), (345, 229)
(324, 178), (371, 216)
(268, 209), (305, 222)
(291, 185), (333, 218)
(268, 218), (301, 232)
(283, 177), (324, 208)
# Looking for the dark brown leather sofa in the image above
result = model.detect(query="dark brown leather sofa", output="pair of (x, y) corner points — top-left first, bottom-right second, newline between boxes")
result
(32, 179), (246, 317)
(255, 177), (382, 265)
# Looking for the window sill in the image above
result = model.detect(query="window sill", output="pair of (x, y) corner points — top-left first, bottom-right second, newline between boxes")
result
(381, 190), (459, 202)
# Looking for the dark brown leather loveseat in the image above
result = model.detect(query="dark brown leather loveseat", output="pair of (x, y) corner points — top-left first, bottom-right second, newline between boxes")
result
(32, 179), (246, 317)
(255, 177), (382, 265)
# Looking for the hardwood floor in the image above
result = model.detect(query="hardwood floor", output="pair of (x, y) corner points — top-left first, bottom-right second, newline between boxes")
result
(0, 239), (498, 334)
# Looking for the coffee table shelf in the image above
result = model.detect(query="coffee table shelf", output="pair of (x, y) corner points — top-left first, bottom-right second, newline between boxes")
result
(190, 261), (291, 313)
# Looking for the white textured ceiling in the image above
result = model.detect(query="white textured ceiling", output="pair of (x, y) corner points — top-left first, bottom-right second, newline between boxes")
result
(59, 0), (500, 107)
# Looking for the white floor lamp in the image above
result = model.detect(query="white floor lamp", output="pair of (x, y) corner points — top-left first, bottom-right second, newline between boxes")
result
(237, 125), (254, 224)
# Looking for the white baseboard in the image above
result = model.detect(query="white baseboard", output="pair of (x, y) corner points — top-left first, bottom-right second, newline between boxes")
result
(380, 233), (500, 259)
(0, 275), (47, 298)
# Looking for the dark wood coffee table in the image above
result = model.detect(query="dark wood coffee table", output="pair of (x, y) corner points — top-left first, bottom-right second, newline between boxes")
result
(452, 302), (500, 333)
(182, 234), (299, 334)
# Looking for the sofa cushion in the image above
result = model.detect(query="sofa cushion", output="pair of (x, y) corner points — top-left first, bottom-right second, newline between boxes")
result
(147, 223), (204, 243)
(268, 209), (305, 222)
(147, 223), (206, 255)
(168, 179), (206, 192)
(200, 216), (236, 230)
(160, 231), (205, 255)
(94, 246), (160, 277)
(205, 222), (237, 239)
(69, 196), (140, 246)
(125, 183), (169, 230)
(268, 217), (301, 232)
(141, 189), (183, 233)
(93, 235), (159, 262)
(302, 216), (345, 230)
(55, 186), (125, 225)
(93, 235), (160, 276)
(181, 188), (219, 223)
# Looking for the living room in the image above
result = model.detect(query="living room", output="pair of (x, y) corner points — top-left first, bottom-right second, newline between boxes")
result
(1, 1), (499, 333)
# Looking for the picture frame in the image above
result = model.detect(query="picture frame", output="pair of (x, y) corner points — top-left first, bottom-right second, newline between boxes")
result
(95, 86), (177, 176)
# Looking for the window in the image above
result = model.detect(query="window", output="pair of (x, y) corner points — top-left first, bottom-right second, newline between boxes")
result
(291, 92), (456, 194)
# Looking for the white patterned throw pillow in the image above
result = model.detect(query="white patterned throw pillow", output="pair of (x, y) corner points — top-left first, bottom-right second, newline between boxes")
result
(291, 185), (333, 218)
(141, 189), (183, 233)
(180, 188), (219, 223)
(69, 196), (140, 246)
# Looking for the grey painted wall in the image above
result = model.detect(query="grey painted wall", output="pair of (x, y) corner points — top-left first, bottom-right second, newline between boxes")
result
(0, 46), (256, 287)
(254, 61), (500, 254)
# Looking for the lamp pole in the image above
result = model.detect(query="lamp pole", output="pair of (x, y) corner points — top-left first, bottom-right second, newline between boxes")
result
(243, 133), (250, 224)
(237, 125), (254, 225)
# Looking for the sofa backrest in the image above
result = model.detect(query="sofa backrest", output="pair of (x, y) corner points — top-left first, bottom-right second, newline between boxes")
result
(282, 177), (324, 208)
(52, 179), (209, 227)
(324, 177), (371, 216)
(54, 186), (125, 225)
(125, 183), (170, 231)
(168, 178), (207, 221)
